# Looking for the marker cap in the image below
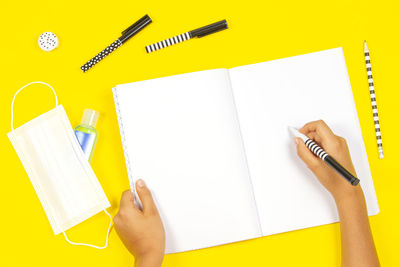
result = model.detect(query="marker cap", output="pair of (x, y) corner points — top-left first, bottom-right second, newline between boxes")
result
(190, 20), (228, 38)
(119, 15), (152, 43)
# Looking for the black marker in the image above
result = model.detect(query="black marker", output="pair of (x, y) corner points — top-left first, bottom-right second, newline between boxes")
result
(289, 127), (360, 186)
(81, 15), (152, 72)
(145, 19), (228, 53)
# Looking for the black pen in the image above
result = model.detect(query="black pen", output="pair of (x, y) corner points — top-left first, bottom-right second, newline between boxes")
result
(145, 19), (228, 53)
(289, 127), (360, 186)
(81, 15), (152, 72)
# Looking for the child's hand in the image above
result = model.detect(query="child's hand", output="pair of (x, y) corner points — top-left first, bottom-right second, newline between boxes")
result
(294, 120), (363, 203)
(295, 120), (380, 266)
(114, 179), (165, 267)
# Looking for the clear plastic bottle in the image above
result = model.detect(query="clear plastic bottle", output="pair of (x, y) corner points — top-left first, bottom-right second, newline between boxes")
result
(74, 109), (99, 162)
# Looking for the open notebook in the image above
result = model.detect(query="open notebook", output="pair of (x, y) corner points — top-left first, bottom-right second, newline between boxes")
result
(113, 48), (379, 254)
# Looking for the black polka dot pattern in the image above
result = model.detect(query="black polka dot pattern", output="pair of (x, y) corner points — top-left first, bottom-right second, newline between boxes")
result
(38, 32), (58, 51)
(81, 40), (122, 72)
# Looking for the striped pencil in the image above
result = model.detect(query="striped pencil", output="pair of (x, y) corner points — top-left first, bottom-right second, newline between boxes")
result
(364, 40), (384, 159)
(145, 20), (228, 53)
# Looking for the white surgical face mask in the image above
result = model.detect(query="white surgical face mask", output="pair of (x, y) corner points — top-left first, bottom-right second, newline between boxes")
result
(7, 82), (112, 249)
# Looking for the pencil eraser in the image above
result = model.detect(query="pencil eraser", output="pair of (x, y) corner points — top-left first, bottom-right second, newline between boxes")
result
(38, 32), (58, 51)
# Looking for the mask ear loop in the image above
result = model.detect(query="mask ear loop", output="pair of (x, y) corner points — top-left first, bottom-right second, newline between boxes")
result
(11, 83), (113, 248)
(11, 81), (58, 131)
(62, 210), (113, 249)
(11, 82), (113, 249)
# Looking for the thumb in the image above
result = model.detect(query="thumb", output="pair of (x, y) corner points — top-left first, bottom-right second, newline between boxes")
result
(136, 179), (157, 214)
(295, 137), (320, 171)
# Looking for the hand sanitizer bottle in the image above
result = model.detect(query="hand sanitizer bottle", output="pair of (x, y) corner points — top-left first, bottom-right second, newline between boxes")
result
(74, 109), (99, 162)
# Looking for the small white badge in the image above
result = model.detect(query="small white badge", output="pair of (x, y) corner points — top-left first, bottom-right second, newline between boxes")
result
(38, 32), (59, 51)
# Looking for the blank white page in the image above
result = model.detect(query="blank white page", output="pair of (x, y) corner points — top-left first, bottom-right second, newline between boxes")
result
(229, 48), (379, 236)
(114, 69), (261, 253)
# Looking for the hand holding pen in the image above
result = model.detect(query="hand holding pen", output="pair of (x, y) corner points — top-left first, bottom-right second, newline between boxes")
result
(292, 120), (380, 266)
(291, 120), (361, 200)
(81, 15), (152, 72)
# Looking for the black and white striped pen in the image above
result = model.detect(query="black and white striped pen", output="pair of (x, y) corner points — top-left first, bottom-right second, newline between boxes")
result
(145, 20), (228, 53)
(364, 41), (384, 159)
(289, 127), (360, 186)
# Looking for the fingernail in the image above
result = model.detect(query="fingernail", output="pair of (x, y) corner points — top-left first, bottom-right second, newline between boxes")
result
(294, 138), (299, 145)
(137, 179), (145, 188)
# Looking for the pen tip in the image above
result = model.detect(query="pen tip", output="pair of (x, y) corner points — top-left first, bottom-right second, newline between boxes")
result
(364, 40), (368, 51)
(288, 126), (297, 136)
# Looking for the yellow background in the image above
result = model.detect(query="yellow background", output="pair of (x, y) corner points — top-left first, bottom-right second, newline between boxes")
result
(1, 0), (399, 266)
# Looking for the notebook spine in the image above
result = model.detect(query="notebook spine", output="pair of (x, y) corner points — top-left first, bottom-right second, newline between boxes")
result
(112, 88), (135, 191)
